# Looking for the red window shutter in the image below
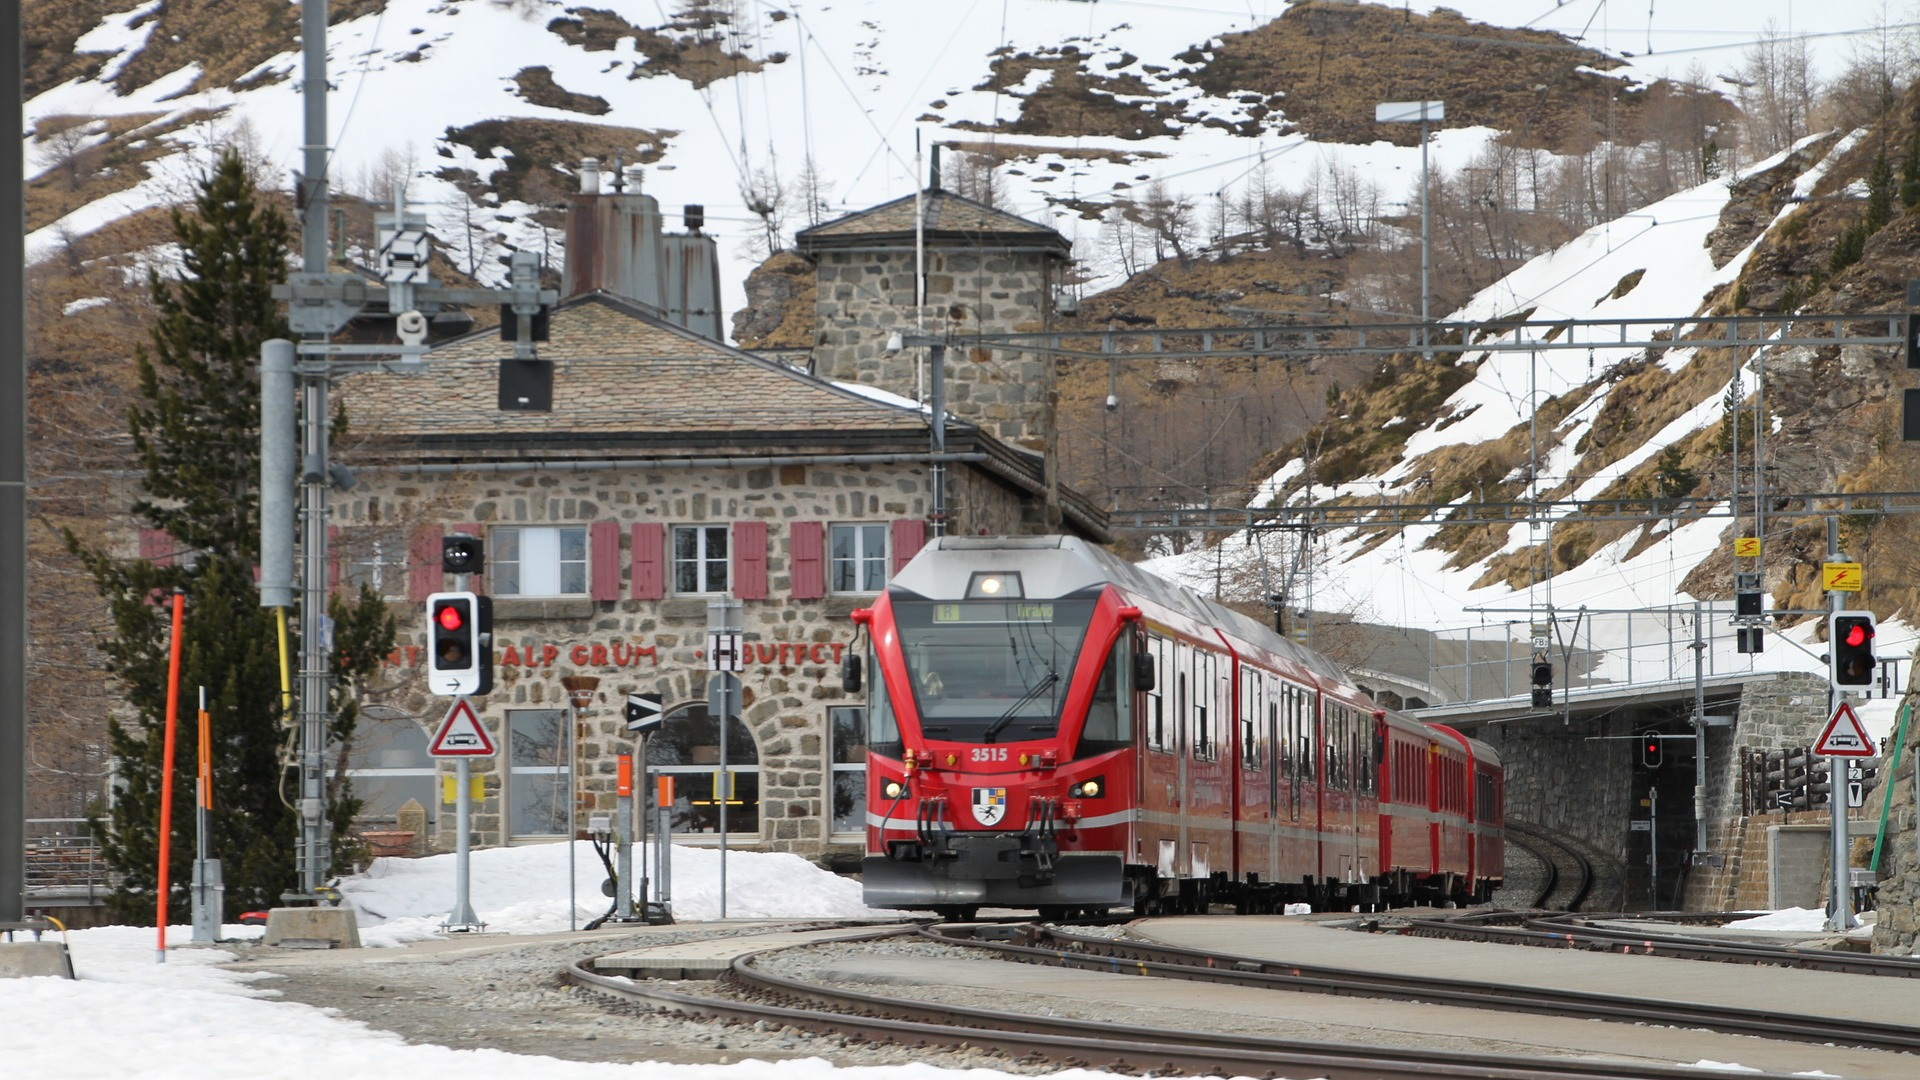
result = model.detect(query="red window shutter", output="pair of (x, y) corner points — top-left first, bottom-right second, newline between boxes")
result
(139, 528), (174, 567)
(891, 518), (926, 575)
(327, 525), (343, 592)
(407, 524), (442, 602)
(589, 520), (622, 601)
(790, 521), (825, 599)
(733, 521), (768, 600)
(452, 522), (485, 594)
(630, 523), (665, 600)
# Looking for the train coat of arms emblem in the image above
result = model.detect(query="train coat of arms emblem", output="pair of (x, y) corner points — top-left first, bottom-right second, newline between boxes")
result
(971, 787), (1007, 826)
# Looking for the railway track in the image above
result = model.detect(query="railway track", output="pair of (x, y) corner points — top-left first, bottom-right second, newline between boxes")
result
(564, 921), (1917, 1079)
(1402, 910), (1920, 977)
(1506, 822), (1594, 910)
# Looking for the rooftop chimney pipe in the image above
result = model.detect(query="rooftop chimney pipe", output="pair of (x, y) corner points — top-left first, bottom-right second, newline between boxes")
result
(579, 158), (600, 196)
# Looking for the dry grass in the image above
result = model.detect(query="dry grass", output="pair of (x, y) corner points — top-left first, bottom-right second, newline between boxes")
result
(1184, 2), (1648, 151)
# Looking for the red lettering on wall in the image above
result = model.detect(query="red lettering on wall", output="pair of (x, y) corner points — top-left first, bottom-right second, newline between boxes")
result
(501, 646), (521, 667)
(810, 643), (830, 664)
(628, 645), (657, 666)
(830, 642), (845, 663)
(590, 643), (609, 666)
(755, 643), (778, 664)
(540, 645), (559, 668)
(570, 644), (590, 666)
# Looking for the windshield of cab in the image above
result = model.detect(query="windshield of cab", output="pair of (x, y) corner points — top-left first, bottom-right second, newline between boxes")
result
(892, 599), (1096, 744)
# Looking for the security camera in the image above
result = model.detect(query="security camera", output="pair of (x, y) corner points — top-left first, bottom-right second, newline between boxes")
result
(885, 331), (905, 356)
(396, 309), (428, 347)
(1105, 394), (1118, 412)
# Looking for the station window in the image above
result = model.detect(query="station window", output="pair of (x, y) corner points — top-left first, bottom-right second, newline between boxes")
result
(506, 708), (571, 840)
(342, 526), (408, 597)
(342, 708), (437, 834)
(672, 524), (730, 594)
(829, 706), (867, 836)
(829, 523), (888, 593)
(493, 525), (588, 596)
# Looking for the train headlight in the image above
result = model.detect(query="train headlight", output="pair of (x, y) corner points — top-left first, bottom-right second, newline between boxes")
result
(1069, 778), (1103, 798)
(883, 779), (907, 799)
(964, 571), (1025, 599)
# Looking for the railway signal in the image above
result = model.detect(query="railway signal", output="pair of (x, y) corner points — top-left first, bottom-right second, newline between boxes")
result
(1640, 732), (1664, 769)
(426, 591), (493, 696)
(1828, 610), (1876, 686)
(1530, 659), (1553, 708)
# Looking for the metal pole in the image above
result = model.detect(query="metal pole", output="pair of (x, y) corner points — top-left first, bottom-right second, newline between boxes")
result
(1692, 602), (1709, 858)
(568, 700), (578, 931)
(615, 751), (633, 921)
(1, 0), (27, 930)
(292, 0), (335, 902)
(930, 343), (948, 537)
(635, 733), (649, 918)
(707, 597), (742, 918)
(1420, 114), (1431, 361)
(1826, 517), (1852, 932)
(446, 751), (480, 930)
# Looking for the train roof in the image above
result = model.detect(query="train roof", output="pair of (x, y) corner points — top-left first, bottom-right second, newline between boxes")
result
(892, 535), (1355, 693)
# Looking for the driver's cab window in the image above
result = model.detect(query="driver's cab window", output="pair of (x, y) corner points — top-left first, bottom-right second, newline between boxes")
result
(1078, 634), (1130, 755)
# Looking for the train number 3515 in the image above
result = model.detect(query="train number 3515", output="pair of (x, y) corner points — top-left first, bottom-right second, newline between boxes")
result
(970, 747), (1010, 763)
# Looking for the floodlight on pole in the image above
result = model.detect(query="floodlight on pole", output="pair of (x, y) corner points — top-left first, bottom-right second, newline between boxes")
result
(1375, 100), (1444, 360)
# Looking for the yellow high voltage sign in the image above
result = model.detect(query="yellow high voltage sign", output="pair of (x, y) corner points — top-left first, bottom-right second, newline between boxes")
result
(1822, 562), (1862, 592)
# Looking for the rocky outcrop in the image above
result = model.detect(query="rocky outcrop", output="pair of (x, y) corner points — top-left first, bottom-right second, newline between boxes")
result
(730, 250), (816, 349)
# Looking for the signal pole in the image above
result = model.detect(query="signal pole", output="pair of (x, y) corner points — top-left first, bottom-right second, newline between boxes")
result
(1825, 516), (1851, 934)
(263, 0), (555, 921)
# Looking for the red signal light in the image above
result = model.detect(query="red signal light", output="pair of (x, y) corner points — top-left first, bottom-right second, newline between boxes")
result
(435, 604), (465, 632)
(1843, 623), (1870, 647)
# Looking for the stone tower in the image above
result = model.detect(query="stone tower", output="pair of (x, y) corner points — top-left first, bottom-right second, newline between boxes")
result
(793, 188), (1073, 453)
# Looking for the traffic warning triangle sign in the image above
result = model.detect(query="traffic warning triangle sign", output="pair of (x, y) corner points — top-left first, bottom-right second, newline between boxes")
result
(428, 698), (496, 757)
(1814, 700), (1875, 757)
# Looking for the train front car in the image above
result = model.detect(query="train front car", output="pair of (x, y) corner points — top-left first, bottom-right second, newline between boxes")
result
(854, 537), (1140, 917)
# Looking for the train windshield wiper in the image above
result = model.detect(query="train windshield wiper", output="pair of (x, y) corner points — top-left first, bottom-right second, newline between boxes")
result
(982, 670), (1058, 744)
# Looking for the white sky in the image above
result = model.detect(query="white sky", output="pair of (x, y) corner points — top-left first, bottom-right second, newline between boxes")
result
(0, 841), (1836, 1079)
(24, 1), (1918, 325)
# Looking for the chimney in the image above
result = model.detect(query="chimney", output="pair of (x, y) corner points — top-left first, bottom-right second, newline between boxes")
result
(579, 157), (600, 195)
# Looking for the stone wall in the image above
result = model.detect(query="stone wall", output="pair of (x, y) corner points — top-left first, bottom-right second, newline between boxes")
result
(336, 458), (1043, 860)
(809, 247), (1058, 451)
(1871, 746), (1918, 954)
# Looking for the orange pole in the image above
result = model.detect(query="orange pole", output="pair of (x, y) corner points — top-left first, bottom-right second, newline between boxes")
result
(156, 589), (185, 962)
(197, 697), (212, 810)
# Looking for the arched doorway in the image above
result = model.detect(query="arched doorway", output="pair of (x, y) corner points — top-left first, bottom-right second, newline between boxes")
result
(646, 702), (761, 837)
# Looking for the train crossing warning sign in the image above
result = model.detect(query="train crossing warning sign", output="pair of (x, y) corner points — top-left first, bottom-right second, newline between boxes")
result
(1814, 701), (1875, 757)
(428, 699), (496, 757)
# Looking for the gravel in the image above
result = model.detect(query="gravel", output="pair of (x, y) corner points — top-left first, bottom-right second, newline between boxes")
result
(223, 924), (1069, 1071)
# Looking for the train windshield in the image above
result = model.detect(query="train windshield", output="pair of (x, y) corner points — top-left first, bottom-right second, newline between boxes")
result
(892, 599), (1096, 743)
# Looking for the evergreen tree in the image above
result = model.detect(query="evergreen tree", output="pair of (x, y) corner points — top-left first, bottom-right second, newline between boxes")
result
(68, 150), (394, 921)
(1865, 149), (1894, 233)
(1901, 134), (1920, 209)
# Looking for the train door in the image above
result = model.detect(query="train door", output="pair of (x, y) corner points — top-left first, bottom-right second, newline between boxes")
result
(1142, 634), (1176, 887)
(1265, 678), (1281, 885)
(1174, 640), (1190, 879)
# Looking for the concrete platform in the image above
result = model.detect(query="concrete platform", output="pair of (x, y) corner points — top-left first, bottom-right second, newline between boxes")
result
(262, 906), (361, 949)
(1130, 915), (1911, 1026)
(0, 940), (75, 979)
(799, 916), (1920, 1077)
(596, 923), (914, 980)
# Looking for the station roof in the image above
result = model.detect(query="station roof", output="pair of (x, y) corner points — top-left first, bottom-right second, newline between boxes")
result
(793, 187), (1072, 256)
(334, 290), (1110, 539)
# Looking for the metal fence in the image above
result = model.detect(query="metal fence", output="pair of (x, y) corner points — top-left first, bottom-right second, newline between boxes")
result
(1421, 602), (1906, 705)
(24, 818), (113, 897)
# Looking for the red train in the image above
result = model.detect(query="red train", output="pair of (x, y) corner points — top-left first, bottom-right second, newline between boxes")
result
(848, 535), (1503, 917)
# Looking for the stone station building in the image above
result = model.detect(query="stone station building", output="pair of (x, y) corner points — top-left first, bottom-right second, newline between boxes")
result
(326, 181), (1102, 866)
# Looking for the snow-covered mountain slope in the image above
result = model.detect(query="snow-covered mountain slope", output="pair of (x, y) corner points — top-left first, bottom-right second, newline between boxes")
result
(25, 0), (1886, 322)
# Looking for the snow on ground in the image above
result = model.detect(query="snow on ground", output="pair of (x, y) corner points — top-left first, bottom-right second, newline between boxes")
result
(0, 839), (1858, 1079)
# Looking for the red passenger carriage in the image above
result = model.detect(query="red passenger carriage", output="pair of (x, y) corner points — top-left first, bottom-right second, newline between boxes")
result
(851, 536), (1502, 917)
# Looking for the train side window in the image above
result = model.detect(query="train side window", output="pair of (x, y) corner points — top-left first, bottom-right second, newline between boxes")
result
(1240, 668), (1260, 770)
(1190, 648), (1209, 760)
(1080, 637), (1130, 755)
(1145, 636), (1170, 753)
(866, 645), (901, 759)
